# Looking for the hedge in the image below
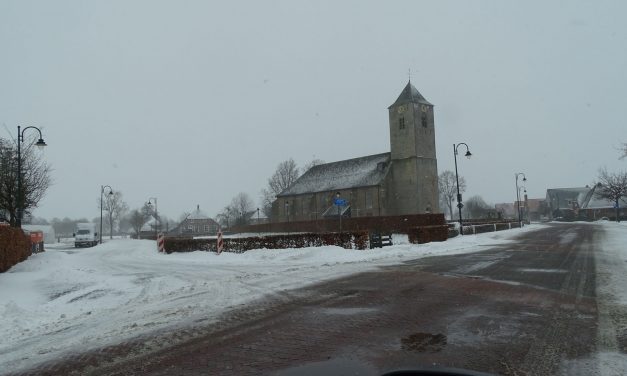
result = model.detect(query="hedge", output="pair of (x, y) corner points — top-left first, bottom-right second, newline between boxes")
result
(407, 225), (449, 244)
(164, 231), (370, 254)
(0, 226), (31, 273)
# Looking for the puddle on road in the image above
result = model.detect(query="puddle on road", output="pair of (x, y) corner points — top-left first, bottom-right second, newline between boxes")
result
(401, 332), (447, 352)
(321, 307), (379, 315)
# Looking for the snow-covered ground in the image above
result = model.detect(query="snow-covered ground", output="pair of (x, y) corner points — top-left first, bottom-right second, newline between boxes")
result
(591, 220), (627, 375)
(0, 223), (573, 373)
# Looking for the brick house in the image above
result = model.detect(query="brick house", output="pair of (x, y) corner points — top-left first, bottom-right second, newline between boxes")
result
(175, 205), (220, 236)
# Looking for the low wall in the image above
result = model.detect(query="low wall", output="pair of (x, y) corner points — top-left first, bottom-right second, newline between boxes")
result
(461, 222), (521, 235)
(236, 213), (446, 234)
(0, 226), (31, 273)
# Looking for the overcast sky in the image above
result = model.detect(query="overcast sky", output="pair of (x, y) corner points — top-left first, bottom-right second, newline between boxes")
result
(1, 0), (626, 221)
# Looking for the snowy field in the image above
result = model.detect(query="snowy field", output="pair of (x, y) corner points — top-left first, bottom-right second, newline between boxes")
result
(1, 222), (617, 373)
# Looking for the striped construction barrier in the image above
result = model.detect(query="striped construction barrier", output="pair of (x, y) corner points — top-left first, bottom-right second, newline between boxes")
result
(157, 232), (165, 253)
(217, 228), (223, 255)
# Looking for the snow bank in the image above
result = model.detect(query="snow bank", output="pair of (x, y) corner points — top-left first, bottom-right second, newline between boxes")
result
(0, 224), (545, 373)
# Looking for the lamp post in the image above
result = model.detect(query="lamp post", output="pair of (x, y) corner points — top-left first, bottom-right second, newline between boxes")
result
(100, 185), (113, 244)
(285, 201), (290, 233)
(256, 207), (260, 237)
(15, 126), (47, 228)
(515, 173), (527, 228)
(453, 143), (472, 235)
(147, 197), (158, 237)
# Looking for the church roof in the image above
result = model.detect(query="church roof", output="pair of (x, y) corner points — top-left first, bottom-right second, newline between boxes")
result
(277, 153), (391, 197)
(388, 81), (432, 108)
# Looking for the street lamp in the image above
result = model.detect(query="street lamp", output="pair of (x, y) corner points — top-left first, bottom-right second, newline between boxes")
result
(15, 126), (47, 228)
(515, 173), (527, 228)
(100, 185), (113, 244)
(453, 143), (472, 235)
(256, 207), (260, 237)
(147, 197), (158, 237)
(285, 201), (290, 234)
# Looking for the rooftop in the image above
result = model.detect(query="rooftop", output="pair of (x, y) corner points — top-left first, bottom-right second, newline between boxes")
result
(388, 81), (432, 108)
(278, 153), (391, 196)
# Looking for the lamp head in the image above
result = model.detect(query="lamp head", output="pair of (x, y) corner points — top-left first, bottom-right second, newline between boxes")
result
(464, 150), (472, 159)
(36, 138), (47, 150)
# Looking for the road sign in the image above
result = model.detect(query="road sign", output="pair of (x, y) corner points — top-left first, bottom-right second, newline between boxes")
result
(334, 198), (347, 206)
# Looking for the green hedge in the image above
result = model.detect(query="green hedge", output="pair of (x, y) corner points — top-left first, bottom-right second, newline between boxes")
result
(164, 231), (370, 254)
(0, 226), (31, 273)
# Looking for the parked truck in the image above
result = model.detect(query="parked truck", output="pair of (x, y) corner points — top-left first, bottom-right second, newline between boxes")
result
(73, 223), (98, 247)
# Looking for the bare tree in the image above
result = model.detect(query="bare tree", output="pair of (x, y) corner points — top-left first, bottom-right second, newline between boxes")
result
(259, 188), (275, 218)
(463, 195), (492, 219)
(259, 158), (301, 219)
(438, 170), (466, 220)
(596, 168), (627, 222)
(0, 137), (52, 226)
(231, 192), (255, 226)
(268, 159), (300, 196)
(127, 208), (151, 239)
(51, 217), (89, 238)
(621, 143), (627, 160)
(98, 191), (128, 238)
(216, 205), (235, 228)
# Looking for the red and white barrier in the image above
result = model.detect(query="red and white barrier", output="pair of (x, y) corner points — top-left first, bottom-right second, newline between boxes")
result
(157, 232), (165, 253)
(217, 228), (223, 255)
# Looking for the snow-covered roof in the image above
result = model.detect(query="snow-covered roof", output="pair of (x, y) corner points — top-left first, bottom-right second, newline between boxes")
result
(188, 205), (210, 220)
(546, 187), (589, 208)
(141, 218), (158, 232)
(388, 81), (432, 108)
(585, 196), (615, 209)
(278, 153), (391, 197)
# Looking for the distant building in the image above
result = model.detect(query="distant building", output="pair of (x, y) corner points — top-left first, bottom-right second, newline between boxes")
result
(175, 205), (220, 236)
(495, 203), (516, 219)
(525, 198), (547, 221)
(271, 81), (439, 222)
(546, 186), (623, 220)
(247, 210), (268, 225)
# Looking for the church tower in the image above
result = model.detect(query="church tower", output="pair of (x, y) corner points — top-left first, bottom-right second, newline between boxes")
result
(385, 81), (439, 214)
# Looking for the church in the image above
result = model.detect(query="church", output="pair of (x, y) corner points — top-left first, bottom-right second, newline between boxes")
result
(271, 81), (439, 222)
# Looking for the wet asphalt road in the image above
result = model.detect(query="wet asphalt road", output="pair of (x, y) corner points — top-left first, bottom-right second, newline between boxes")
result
(17, 223), (612, 376)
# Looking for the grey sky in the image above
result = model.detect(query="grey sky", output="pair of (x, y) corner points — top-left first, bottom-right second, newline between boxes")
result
(1, 0), (626, 221)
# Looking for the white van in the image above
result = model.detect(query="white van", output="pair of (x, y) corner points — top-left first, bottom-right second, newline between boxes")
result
(74, 223), (98, 247)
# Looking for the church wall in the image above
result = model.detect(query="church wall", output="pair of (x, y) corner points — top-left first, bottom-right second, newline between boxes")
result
(273, 186), (384, 223)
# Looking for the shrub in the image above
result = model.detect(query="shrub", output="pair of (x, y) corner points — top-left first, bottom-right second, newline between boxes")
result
(407, 225), (449, 244)
(0, 226), (31, 273)
(164, 231), (370, 254)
